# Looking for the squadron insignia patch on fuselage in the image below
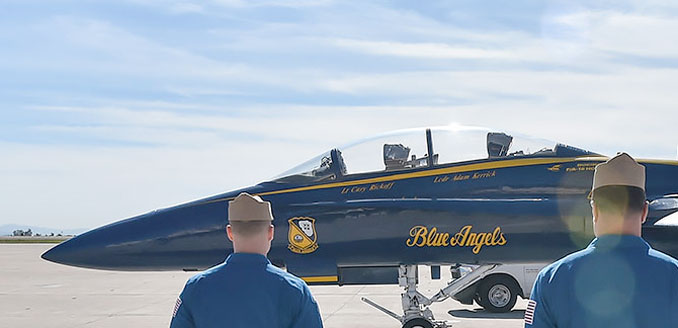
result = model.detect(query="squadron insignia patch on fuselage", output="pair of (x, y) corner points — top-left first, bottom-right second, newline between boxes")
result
(288, 217), (318, 254)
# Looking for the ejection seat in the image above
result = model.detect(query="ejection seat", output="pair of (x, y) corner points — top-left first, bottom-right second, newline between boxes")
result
(487, 132), (513, 158)
(384, 144), (411, 171)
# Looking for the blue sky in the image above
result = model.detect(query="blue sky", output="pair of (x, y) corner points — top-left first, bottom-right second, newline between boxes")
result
(2, 0), (678, 230)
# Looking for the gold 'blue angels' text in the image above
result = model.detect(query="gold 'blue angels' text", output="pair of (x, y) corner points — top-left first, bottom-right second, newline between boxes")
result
(406, 225), (507, 254)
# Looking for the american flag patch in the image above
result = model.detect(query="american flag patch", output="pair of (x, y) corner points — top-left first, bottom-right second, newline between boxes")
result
(524, 299), (537, 325)
(172, 297), (182, 318)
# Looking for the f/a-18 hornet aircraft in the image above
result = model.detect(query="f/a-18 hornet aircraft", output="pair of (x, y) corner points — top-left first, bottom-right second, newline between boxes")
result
(43, 126), (678, 328)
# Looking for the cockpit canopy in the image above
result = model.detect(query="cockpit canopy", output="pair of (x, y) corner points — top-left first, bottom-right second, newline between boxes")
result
(273, 126), (598, 183)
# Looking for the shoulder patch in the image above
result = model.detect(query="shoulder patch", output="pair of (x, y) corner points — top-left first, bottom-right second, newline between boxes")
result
(524, 299), (536, 325)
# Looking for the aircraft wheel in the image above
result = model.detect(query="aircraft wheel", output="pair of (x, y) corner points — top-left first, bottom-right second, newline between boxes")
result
(402, 317), (433, 328)
(474, 293), (488, 309)
(477, 275), (519, 313)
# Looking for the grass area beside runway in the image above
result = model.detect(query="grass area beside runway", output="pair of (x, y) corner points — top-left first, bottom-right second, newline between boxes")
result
(0, 236), (71, 244)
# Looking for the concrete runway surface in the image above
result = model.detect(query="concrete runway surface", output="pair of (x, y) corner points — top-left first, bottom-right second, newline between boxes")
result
(0, 244), (528, 327)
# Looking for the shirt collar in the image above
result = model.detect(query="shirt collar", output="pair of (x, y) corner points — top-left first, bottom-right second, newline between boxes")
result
(588, 234), (650, 251)
(225, 252), (271, 265)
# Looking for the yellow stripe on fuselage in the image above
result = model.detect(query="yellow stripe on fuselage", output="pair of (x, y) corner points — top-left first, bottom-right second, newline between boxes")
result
(202, 156), (678, 204)
(301, 275), (338, 283)
(257, 157), (577, 197)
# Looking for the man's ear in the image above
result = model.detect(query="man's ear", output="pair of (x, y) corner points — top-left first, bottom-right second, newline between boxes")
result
(268, 225), (274, 241)
(641, 201), (649, 224)
(591, 201), (599, 224)
(226, 224), (234, 242)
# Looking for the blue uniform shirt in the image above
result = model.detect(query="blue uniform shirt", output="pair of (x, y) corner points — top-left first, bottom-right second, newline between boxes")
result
(526, 235), (678, 327)
(170, 253), (323, 328)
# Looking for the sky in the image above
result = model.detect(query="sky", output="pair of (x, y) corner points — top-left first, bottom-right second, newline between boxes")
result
(2, 0), (678, 230)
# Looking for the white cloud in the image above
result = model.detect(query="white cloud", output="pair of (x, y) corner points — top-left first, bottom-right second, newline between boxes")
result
(169, 2), (204, 14)
(588, 12), (678, 57)
(322, 9), (678, 67)
(329, 38), (527, 60)
(28, 16), (249, 79)
(126, 0), (334, 11)
(212, 0), (334, 7)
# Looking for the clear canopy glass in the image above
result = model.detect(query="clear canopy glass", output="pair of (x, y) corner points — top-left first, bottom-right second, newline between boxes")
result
(271, 126), (598, 183)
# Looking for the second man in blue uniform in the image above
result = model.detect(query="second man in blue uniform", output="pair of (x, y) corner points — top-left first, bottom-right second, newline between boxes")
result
(525, 153), (678, 327)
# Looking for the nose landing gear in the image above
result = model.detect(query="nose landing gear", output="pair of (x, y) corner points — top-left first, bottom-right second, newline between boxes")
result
(361, 264), (497, 328)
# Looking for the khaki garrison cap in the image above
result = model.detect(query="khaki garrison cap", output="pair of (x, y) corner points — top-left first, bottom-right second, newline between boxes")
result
(228, 193), (274, 222)
(592, 152), (646, 192)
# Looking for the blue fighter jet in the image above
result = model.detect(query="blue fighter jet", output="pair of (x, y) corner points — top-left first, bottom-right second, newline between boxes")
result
(42, 126), (678, 328)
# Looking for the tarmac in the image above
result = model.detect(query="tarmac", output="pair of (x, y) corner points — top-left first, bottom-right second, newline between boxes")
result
(0, 244), (528, 328)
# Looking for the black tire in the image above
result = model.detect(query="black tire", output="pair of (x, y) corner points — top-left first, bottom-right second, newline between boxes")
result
(402, 317), (434, 328)
(476, 275), (519, 313)
(474, 292), (488, 309)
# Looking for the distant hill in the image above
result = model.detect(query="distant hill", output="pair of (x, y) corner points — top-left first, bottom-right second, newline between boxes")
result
(0, 224), (87, 236)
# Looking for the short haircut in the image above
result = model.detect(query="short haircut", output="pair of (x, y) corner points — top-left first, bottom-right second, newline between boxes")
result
(229, 221), (271, 237)
(591, 185), (646, 216)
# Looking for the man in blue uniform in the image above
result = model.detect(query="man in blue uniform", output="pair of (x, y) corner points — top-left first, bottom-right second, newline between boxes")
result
(170, 192), (324, 328)
(525, 153), (678, 327)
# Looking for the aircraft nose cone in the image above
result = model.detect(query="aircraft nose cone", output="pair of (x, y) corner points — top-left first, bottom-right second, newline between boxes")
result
(41, 230), (112, 268)
(41, 239), (76, 265)
(40, 225), (126, 269)
(40, 203), (231, 271)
